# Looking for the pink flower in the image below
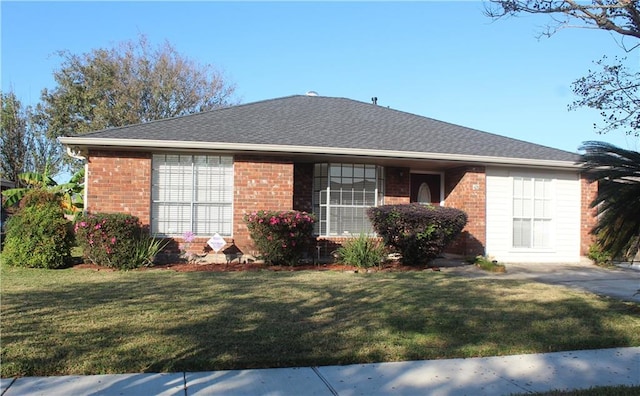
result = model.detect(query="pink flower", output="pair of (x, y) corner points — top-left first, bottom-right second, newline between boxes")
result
(183, 231), (196, 243)
(111, 237), (117, 244)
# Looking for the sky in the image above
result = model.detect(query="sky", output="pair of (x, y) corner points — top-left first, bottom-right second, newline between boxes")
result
(2, 0), (639, 159)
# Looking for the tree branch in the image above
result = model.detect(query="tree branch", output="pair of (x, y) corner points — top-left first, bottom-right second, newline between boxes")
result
(485, 1), (640, 39)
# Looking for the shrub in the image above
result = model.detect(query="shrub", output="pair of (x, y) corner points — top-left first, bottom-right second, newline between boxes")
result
(18, 189), (61, 209)
(244, 210), (316, 266)
(74, 213), (151, 270)
(2, 190), (73, 269)
(132, 234), (170, 268)
(588, 242), (614, 267)
(473, 255), (506, 273)
(336, 234), (386, 269)
(367, 203), (467, 266)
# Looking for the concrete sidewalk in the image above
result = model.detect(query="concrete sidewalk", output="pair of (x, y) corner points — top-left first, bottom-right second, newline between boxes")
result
(2, 347), (638, 395)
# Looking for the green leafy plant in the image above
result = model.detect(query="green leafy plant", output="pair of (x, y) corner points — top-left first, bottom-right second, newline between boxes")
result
(473, 255), (506, 273)
(132, 234), (169, 267)
(2, 190), (73, 269)
(336, 234), (386, 269)
(244, 210), (316, 266)
(588, 242), (614, 267)
(74, 213), (144, 270)
(368, 203), (467, 266)
(2, 164), (84, 216)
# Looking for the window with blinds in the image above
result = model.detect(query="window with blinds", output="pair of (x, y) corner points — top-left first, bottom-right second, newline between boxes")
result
(312, 163), (384, 236)
(512, 177), (553, 249)
(152, 154), (233, 236)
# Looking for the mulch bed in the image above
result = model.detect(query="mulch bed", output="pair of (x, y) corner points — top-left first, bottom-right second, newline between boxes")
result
(72, 261), (440, 273)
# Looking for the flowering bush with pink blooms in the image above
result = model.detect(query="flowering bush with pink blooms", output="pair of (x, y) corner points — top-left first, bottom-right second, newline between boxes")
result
(244, 210), (316, 266)
(74, 213), (148, 270)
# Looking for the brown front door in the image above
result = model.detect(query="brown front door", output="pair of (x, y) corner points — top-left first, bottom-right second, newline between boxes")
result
(410, 173), (441, 205)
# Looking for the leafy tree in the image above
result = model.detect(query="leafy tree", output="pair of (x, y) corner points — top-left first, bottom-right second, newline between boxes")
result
(580, 141), (640, 259)
(41, 35), (237, 138)
(28, 103), (66, 174)
(1, 91), (30, 185)
(485, 1), (640, 137)
(1, 91), (65, 183)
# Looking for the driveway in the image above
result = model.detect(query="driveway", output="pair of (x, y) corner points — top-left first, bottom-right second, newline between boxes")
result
(437, 259), (640, 303)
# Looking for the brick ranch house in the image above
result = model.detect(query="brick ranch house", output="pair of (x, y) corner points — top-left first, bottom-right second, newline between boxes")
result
(59, 95), (597, 263)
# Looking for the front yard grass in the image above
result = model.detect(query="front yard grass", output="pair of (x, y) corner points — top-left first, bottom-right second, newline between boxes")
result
(1, 264), (639, 377)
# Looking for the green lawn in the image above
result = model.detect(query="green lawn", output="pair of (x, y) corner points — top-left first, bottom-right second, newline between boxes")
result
(1, 264), (639, 377)
(525, 385), (640, 395)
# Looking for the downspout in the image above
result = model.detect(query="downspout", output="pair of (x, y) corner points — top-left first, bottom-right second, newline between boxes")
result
(66, 147), (88, 214)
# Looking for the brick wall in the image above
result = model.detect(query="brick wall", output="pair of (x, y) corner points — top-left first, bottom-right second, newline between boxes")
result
(580, 175), (598, 255)
(85, 152), (491, 260)
(86, 150), (152, 225)
(444, 166), (486, 256)
(385, 167), (411, 204)
(293, 163), (313, 212)
(233, 155), (295, 255)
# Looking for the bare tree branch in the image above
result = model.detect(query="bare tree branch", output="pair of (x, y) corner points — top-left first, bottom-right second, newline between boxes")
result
(485, 1), (640, 41)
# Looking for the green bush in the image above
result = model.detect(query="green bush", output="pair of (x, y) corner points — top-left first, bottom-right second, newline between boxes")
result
(367, 203), (467, 266)
(18, 189), (62, 209)
(2, 190), (73, 269)
(588, 243), (614, 266)
(473, 255), (506, 273)
(336, 234), (386, 268)
(74, 213), (152, 270)
(244, 210), (316, 266)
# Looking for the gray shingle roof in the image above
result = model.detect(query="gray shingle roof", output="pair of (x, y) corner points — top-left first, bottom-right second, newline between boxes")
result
(70, 95), (578, 162)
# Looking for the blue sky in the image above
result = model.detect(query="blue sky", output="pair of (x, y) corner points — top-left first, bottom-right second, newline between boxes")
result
(2, 1), (638, 155)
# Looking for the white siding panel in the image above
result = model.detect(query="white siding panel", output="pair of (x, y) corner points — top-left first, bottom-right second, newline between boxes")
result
(486, 168), (511, 260)
(486, 167), (581, 263)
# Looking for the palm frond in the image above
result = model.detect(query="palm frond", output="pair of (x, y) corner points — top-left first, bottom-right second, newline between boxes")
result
(579, 141), (640, 259)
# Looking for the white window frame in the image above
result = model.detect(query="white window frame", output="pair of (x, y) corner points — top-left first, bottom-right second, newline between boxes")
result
(512, 176), (553, 249)
(151, 154), (234, 237)
(312, 163), (384, 237)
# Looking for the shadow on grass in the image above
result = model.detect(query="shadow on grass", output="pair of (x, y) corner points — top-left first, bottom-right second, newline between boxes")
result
(1, 269), (638, 378)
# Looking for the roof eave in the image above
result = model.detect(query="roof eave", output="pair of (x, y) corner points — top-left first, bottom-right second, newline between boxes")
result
(58, 137), (581, 169)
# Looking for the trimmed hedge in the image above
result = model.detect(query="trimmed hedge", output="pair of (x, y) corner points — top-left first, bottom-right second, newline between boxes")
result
(367, 203), (467, 266)
(2, 190), (74, 269)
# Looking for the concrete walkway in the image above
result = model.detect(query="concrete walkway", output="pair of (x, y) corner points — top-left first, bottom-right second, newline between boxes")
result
(1, 347), (638, 395)
(437, 259), (640, 303)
